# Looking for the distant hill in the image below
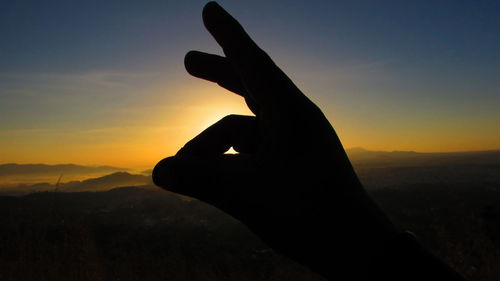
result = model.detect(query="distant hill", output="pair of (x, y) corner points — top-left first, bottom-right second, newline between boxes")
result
(346, 147), (500, 167)
(140, 169), (153, 176)
(63, 172), (151, 191)
(2, 148), (499, 193)
(0, 163), (129, 186)
(0, 172), (151, 195)
(346, 148), (500, 188)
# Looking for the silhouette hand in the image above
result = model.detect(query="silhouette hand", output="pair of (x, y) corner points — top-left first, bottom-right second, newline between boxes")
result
(153, 2), (397, 277)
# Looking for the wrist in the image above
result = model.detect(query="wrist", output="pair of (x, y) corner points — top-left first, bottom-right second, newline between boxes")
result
(369, 231), (469, 281)
(254, 189), (399, 280)
(300, 193), (399, 280)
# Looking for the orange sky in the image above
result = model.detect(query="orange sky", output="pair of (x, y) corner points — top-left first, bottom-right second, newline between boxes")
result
(2, 78), (499, 170)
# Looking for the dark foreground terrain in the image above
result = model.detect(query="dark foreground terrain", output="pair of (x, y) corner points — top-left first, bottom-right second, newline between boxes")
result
(0, 183), (499, 281)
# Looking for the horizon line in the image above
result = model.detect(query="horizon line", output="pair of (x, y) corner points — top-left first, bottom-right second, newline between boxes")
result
(2, 147), (500, 169)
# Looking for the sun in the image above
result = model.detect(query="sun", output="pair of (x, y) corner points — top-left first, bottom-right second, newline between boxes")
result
(224, 147), (239, 154)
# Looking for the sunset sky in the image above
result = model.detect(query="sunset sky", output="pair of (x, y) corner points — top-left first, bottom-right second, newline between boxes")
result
(1, 0), (499, 169)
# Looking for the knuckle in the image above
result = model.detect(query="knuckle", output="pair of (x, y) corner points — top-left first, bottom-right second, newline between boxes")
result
(221, 114), (239, 124)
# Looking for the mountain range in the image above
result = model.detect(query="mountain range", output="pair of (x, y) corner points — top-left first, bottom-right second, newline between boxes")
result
(1, 148), (499, 194)
(0, 163), (129, 186)
(346, 147), (500, 167)
(0, 172), (151, 195)
(345, 148), (500, 188)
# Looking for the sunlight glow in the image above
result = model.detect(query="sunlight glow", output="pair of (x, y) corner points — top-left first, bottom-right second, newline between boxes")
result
(224, 147), (239, 154)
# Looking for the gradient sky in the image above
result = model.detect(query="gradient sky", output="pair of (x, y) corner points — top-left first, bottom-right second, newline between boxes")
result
(1, 0), (499, 169)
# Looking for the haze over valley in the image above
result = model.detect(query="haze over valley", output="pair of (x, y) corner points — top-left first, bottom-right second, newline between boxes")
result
(2, 148), (499, 195)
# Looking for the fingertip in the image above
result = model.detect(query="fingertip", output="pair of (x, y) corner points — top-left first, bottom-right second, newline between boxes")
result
(152, 156), (178, 190)
(184, 50), (202, 76)
(203, 2), (223, 24)
(184, 50), (198, 64)
(202, 1), (233, 41)
(204, 1), (221, 10)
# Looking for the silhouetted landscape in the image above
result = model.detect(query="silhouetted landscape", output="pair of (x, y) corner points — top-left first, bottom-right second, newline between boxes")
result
(1, 149), (499, 280)
(0, 171), (150, 196)
(0, 164), (129, 188)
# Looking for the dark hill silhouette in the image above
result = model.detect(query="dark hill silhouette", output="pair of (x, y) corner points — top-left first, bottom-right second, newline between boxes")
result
(2, 149), (498, 194)
(0, 163), (129, 187)
(0, 181), (497, 280)
(346, 148), (500, 188)
(0, 172), (151, 195)
(346, 148), (500, 167)
(63, 172), (151, 191)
